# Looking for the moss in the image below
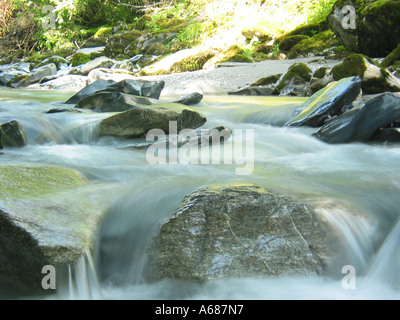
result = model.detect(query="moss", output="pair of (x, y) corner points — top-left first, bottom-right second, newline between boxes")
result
(71, 52), (92, 67)
(241, 26), (273, 42)
(313, 67), (329, 79)
(284, 18), (329, 38)
(0, 166), (87, 199)
(5, 74), (29, 87)
(252, 52), (270, 62)
(277, 35), (310, 52)
(251, 74), (282, 86)
(361, 0), (400, 21)
(382, 44), (400, 68)
(331, 53), (367, 80)
(170, 50), (216, 73)
(275, 63), (312, 92)
(287, 30), (340, 59)
(94, 26), (113, 38)
(393, 60), (400, 71)
(103, 30), (142, 58)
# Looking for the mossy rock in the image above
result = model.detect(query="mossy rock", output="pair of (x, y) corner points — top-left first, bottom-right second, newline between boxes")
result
(252, 52), (271, 62)
(35, 56), (68, 70)
(219, 45), (252, 63)
(151, 18), (189, 34)
(382, 44), (400, 68)
(275, 63), (312, 93)
(287, 30), (340, 59)
(331, 54), (368, 80)
(170, 50), (216, 73)
(94, 26), (113, 39)
(241, 26), (273, 42)
(284, 18), (330, 38)
(277, 35), (310, 53)
(393, 60), (400, 71)
(251, 74), (282, 86)
(103, 30), (143, 58)
(71, 52), (93, 67)
(313, 67), (329, 79)
(254, 43), (273, 54)
(0, 121), (27, 148)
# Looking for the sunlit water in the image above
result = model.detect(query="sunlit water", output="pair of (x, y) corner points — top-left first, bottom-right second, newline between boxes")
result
(1, 87), (400, 300)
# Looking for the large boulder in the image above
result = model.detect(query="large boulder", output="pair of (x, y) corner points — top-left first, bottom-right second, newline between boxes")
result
(314, 92), (400, 144)
(274, 63), (313, 96)
(286, 76), (362, 127)
(331, 54), (400, 94)
(0, 166), (107, 290)
(98, 103), (207, 138)
(0, 120), (27, 148)
(97, 79), (165, 100)
(65, 80), (116, 105)
(328, 0), (400, 57)
(19, 63), (58, 87)
(76, 92), (160, 112)
(70, 56), (115, 76)
(170, 92), (203, 105)
(145, 185), (332, 282)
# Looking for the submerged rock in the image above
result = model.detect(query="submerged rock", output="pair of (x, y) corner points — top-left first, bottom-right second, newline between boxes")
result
(76, 91), (160, 112)
(314, 93), (400, 144)
(146, 185), (332, 282)
(0, 120), (27, 148)
(19, 63), (58, 87)
(371, 127), (400, 143)
(274, 63), (313, 96)
(228, 86), (275, 96)
(170, 92), (203, 105)
(286, 76), (361, 127)
(98, 103), (207, 138)
(0, 166), (107, 290)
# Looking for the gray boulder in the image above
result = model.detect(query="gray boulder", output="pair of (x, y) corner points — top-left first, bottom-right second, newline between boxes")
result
(0, 121), (27, 148)
(228, 86), (275, 96)
(99, 103), (207, 138)
(0, 166), (107, 290)
(286, 76), (361, 127)
(65, 79), (116, 105)
(98, 79), (165, 100)
(145, 185), (332, 282)
(314, 93), (400, 144)
(76, 92), (160, 112)
(19, 63), (58, 87)
(170, 92), (204, 105)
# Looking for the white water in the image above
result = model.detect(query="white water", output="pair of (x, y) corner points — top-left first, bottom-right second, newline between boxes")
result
(1, 88), (400, 300)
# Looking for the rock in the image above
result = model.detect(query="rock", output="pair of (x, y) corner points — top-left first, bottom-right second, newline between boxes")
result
(0, 121), (27, 147)
(34, 75), (88, 91)
(274, 63), (313, 96)
(371, 127), (400, 143)
(145, 185), (331, 282)
(76, 92), (160, 112)
(111, 59), (139, 73)
(170, 92), (203, 105)
(18, 63), (58, 87)
(332, 54), (400, 94)
(0, 166), (106, 290)
(98, 103), (207, 138)
(241, 26), (273, 42)
(98, 79), (165, 100)
(170, 50), (217, 73)
(314, 92), (400, 144)
(276, 35), (310, 53)
(35, 56), (69, 70)
(309, 67), (335, 93)
(228, 86), (275, 96)
(382, 44), (400, 68)
(329, 0), (400, 57)
(0, 69), (27, 86)
(251, 74), (282, 87)
(103, 30), (143, 59)
(65, 79), (115, 105)
(286, 76), (361, 127)
(86, 68), (137, 83)
(70, 56), (116, 76)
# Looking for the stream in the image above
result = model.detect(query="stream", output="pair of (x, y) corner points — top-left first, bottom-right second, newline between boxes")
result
(1, 87), (400, 300)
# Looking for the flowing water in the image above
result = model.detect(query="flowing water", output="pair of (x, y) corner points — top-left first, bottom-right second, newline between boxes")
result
(1, 87), (400, 300)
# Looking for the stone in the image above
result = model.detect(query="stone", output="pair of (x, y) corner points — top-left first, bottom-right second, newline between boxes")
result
(314, 93), (400, 144)
(70, 56), (116, 76)
(0, 121), (27, 147)
(34, 75), (88, 91)
(98, 103), (207, 138)
(371, 127), (400, 143)
(98, 79), (165, 100)
(332, 54), (400, 94)
(274, 63), (313, 96)
(18, 63), (58, 87)
(65, 79), (115, 105)
(286, 76), (362, 127)
(76, 92), (160, 112)
(103, 30), (143, 59)
(0, 166), (108, 290)
(228, 86), (275, 96)
(170, 92), (203, 105)
(35, 56), (68, 70)
(145, 184), (332, 282)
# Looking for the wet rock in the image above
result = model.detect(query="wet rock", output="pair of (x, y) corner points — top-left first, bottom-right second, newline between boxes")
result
(170, 92), (203, 105)
(76, 92), (160, 112)
(98, 79), (165, 100)
(65, 79), (115, 105)
(371, 127), (400, 143)
(314, 93), (400, 144)
(104, 30), (143, 59)
(0, 121), (27, 147)
(286, 76), (362, 127)
(70, 56), (115, 76)
(35, 56), (68, 70)
(99, 103), (207, 138)
(145, 185), (332, 282)
(34, 75), (88, 91)
(0, 166), (107, 290)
